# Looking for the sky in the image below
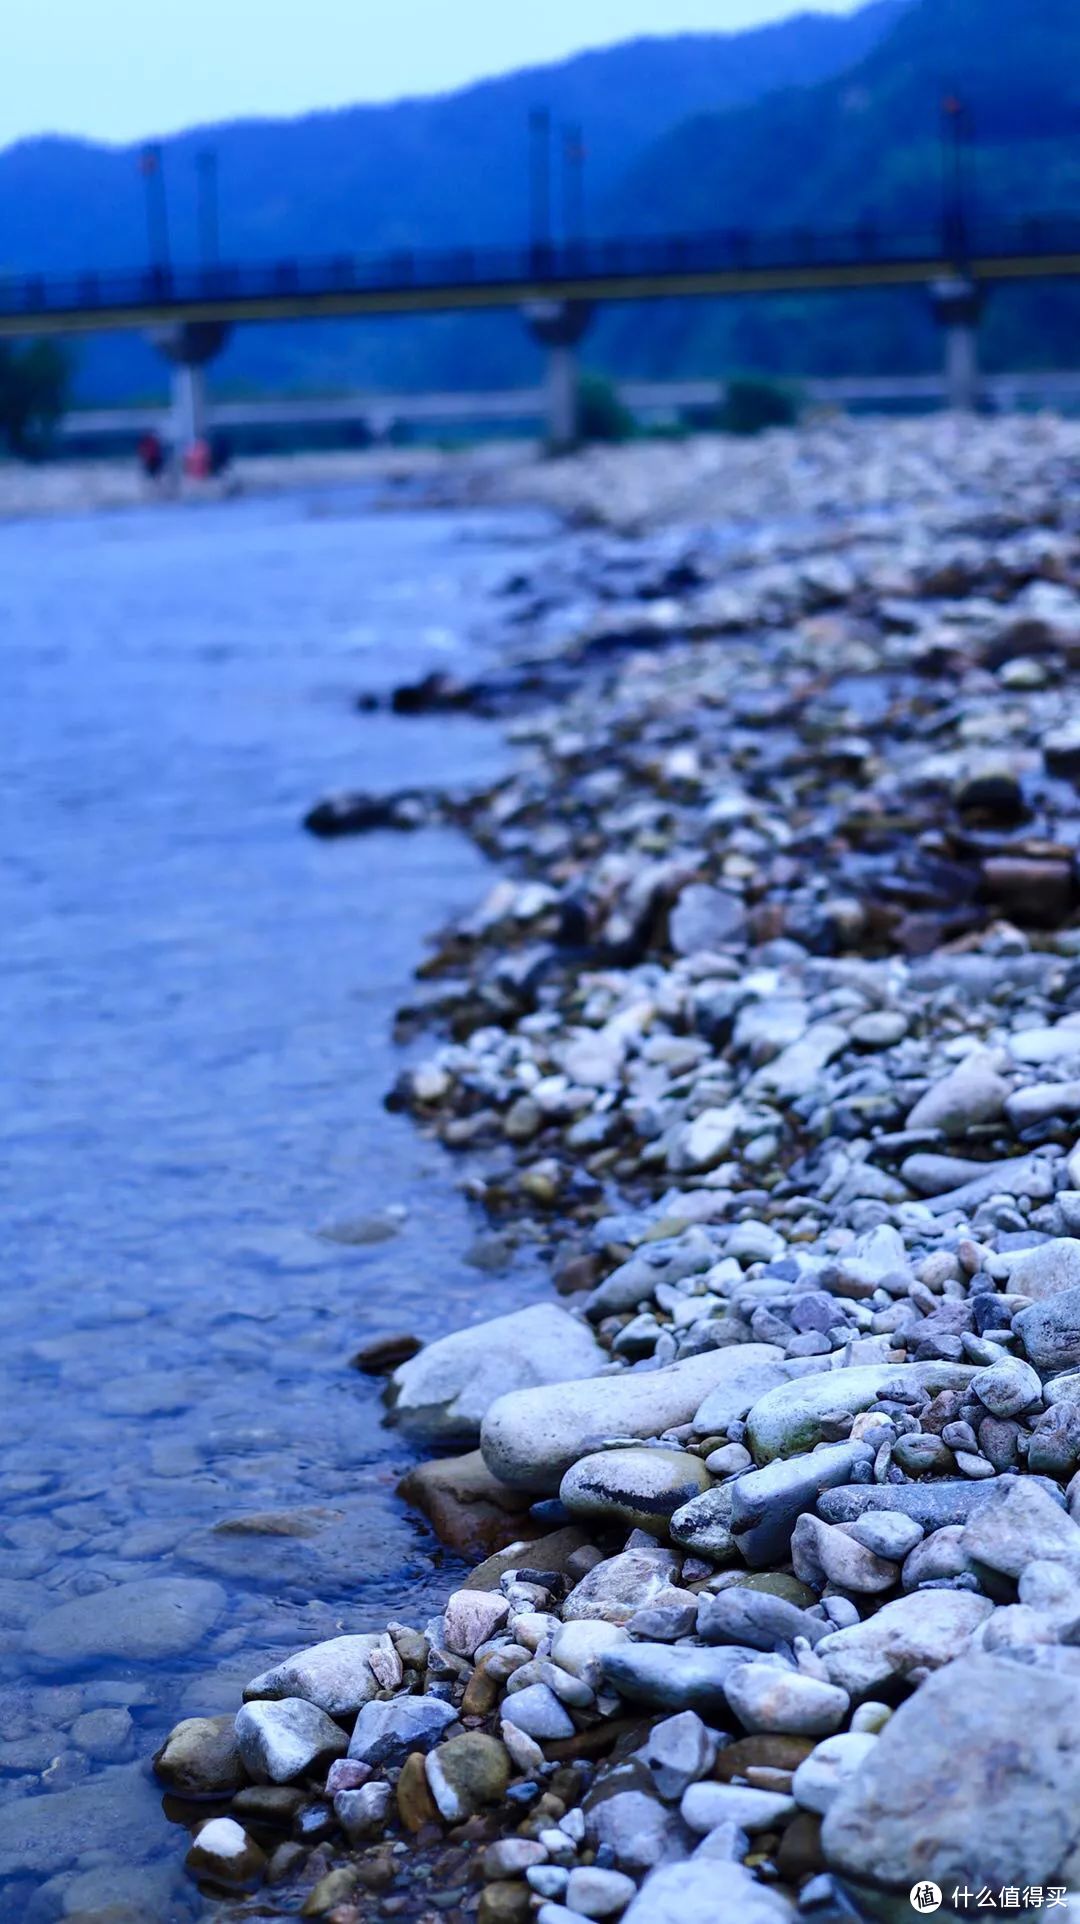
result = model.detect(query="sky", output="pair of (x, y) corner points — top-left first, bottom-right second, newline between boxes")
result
(2, 0), (865, 149)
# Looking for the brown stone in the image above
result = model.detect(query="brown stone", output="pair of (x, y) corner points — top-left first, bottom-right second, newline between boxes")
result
(184, 1820), (266, 1892)
(397, 1749), (440, 1833)
(463, 1525), (591, 1593)
(777, 1810), (825, 1882)
(398, 1451), (538, 1559)
(462, 1661), (502, 1719)
(713, 1735), (817, 1782)
(479, 1882), (531, 1924)
(301, 1867), (359, 1916)
(981, 856), (1075, 925)
(351, 1333), (422, 1374)
(231, 1785), (306, 1829)
(545, 1717), (643, 1762)
(555, 1252), (603, 1296)
(354, 1845), (398, 1893)
(153, 1713), (247, 1799)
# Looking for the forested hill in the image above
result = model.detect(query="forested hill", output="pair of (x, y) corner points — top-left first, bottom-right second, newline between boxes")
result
(0, 2), (908, 275)
(599, 0), (1080, 382)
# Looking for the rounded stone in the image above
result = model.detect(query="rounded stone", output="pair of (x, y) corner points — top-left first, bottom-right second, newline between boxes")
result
(425, 1732), (511, 1821)
(724, 1662), (850, 1737)
(185, 1816), (266, 1891)
(154, 1714), (248, 1798)
(560, 1447), (712, 1538)
(235, 1698), (348, 1783)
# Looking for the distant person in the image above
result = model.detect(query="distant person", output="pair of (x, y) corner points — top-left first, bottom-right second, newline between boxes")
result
(182, 438), (213, 481)
(136, 429), (167, 482)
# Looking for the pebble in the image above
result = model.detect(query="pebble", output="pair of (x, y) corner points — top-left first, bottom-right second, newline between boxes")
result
(185, 1815), (266, 1891)
(26, 1577), (226, 1667)
(637, 1711), (717, 1801)
(565, 1866), (638, 1918)
(500, 1682), (576, 1740)
(347, 1694), (456, 1766)
(724, 1662), (850, 1736)
(680, 1781), (795, 1834)
(559, 1447), (711, 1538)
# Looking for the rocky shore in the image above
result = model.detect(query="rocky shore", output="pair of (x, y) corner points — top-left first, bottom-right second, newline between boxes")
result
(158, 415), (1080, 1923)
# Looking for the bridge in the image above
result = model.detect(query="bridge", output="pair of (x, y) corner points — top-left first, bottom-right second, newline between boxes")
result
(7, 215), (1080, 447)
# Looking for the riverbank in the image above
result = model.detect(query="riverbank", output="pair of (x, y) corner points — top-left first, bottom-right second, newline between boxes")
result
(0, 445), (521, 521)
(158, 415), (1080, 1924)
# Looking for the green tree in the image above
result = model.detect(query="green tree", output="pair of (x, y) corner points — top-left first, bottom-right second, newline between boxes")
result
(720, 375), (800, 435)
(0, 340), (71, 458)
(576, 372), (635, 445)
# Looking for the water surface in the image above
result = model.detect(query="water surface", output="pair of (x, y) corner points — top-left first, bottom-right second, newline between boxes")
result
(0, 485), (554, 1921)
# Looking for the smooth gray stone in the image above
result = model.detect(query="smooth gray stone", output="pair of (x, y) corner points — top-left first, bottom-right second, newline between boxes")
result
(26, 1577), (226, 1668)
(817, 1476), (1065, 1531)
(823, 1652), (1080, 1896)
(906, 1054), (1008, 1137)
(696, 1588), (826, 1651)
(585, 1228), (719, 1318)
(730, 1441), (873, 1568)
(483, 1346), (786, 1493)
(388, 1302), (605, 1443)
(744, 1363), (975, 1463)
(1006, 1082), (1080, 1129)
(923, 1155), (1056, 1217)
(601, 1642), (760, 1716)
(1004, 1238), (1080, 1302)
(902, 1151), (1020, 1196)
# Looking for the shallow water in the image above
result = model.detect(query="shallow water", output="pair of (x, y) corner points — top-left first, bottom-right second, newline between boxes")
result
(0, 486), (556, 1921)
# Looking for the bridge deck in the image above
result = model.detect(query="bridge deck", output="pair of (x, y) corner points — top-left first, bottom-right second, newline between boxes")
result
(3, 221), (1080, 336)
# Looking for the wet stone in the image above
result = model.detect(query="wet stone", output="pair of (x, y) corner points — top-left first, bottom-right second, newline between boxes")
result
(235, 1698), (348, 1784)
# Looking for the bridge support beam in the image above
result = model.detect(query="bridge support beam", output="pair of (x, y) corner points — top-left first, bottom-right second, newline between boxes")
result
(171, 362), (208, 450)
(522, 299), (594, 452)
(149, 320), (232, 461)
(930, 278), (984, 413)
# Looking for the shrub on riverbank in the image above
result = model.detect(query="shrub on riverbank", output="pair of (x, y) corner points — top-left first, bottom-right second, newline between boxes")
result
(576, 373), (635, 445)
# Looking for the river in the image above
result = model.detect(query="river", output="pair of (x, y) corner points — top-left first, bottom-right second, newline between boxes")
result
(0, 484), (557, 1921)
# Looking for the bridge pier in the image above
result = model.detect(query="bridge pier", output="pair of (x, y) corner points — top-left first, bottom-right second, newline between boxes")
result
(930, 278), (984, 413)
(522, 299), (593, 452)
(149, 320), (232, 461)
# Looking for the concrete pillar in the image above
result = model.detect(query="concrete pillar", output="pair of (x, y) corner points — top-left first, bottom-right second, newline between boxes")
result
(522, 299), (594, 453)
(149, 319), (231, 460)
(930, 278), (984, 413)
(171, 361), (207, 450)
(546, 341), (578, 454)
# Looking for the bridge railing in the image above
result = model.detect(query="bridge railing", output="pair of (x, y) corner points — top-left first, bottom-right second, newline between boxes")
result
(4, 217), (1080, 320)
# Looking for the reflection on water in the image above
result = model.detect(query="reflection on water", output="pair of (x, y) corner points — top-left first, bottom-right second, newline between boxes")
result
(0, 487), (554, 1920)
